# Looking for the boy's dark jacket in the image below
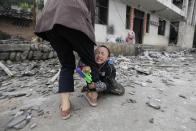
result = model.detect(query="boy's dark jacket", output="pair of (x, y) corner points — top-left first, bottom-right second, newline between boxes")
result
(98, 60), (116, 83)
(78, 59), (116, 83)
(78, 59), (125, 94)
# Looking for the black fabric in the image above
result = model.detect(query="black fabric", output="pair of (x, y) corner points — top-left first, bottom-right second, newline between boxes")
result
(98, 60), (116, 81)
(98, 61), (125, 95)
(45, 24), (99, 93)
(98, 60), (115, 90)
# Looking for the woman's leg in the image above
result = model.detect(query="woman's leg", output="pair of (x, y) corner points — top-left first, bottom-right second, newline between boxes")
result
(55, 25), (99, 83)
(46, 27), (75, 117)
(55, 25), (106, 106)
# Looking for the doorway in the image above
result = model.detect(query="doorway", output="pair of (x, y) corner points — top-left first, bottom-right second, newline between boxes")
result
(133, 9), (144, 44)
(169, 22), (179, 45)
(193, 26), (196, 48)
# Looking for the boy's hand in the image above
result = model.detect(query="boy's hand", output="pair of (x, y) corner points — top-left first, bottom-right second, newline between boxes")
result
(88, 82), (96, 89)
(81, 82), (96, 92)
(82, 66), (91, 74)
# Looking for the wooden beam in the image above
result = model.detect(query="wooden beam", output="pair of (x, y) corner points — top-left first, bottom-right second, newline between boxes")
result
(0, 62), (14, 77)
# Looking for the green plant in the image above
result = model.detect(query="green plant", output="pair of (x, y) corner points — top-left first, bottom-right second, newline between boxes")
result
(19, 2), (33, 10)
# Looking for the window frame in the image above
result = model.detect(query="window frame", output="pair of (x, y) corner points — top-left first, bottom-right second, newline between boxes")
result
(146, 13), (150, 33)
(158, 19), (166, 36)
(95, 0), (109, 25)
(126, 5), (131, 29)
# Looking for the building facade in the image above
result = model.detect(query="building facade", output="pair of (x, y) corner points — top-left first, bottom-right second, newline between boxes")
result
(43, 0), (195, 48)
(0, 0), (195, 47)
(94, 0), (196, 48)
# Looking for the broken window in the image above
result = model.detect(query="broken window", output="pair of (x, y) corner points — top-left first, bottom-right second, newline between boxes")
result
(193, 26), (196, 48)
(158, 19), (166, 36)
(95, 0), (109, 25)
(172, 0), (183, 9)
(126, 6), (131, 29)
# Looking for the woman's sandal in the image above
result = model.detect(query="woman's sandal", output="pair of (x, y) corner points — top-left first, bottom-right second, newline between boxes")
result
(84, 91), (98, 107)
(59, 102), (71, 120)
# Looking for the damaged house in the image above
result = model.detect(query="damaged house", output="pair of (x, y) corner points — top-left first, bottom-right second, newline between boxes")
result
(41, 0), (196, 48)
(1, 0), (196, 48)
(93, 0), (196, 48)
(45, 0), (196, 48)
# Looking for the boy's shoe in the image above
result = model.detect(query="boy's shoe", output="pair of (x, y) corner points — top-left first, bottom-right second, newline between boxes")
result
(108, 79), (125, 95)
(84, 91), (98, 107)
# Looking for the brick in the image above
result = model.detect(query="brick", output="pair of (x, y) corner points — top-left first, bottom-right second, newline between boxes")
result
(33, 51), (42, 60)
(21, 51), (29, 60)
(0, 44), (30, 52)
(9, 52), (16, 61)
(27, 51), (33, 60)
(15, 52), (21, 61)
(0, 52), (9, 60)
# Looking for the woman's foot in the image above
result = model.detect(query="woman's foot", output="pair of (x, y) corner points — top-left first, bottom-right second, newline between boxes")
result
(85, 91), (98, 107)
(60, 93), (71, 120)
(60, 103), (71, 120)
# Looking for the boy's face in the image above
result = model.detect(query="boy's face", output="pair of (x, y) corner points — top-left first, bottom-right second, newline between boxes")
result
(95, 47), (109, 65)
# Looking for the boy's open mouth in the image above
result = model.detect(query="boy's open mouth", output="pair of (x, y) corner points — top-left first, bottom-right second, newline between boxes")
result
(96, 58), (104, 63)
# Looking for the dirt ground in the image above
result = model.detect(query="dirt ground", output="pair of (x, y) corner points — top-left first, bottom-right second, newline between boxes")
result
(0, 51), (196, 131)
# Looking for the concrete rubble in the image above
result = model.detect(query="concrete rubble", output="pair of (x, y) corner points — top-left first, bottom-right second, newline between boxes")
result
(0, 39), (57, 62)
(0, 49), (196, 131)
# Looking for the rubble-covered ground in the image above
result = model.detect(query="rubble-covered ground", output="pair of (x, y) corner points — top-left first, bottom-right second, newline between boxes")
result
(0, 50), (196, 131)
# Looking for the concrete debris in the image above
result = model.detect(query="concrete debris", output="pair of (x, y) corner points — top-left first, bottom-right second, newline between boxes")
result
(25, 93), (32, 97)
(0, 94), (7, 100)
(0, 49), (196, 130)
(133, 81), (147, 87)
(156, 64), (180, 68)
(2, 82), (12, 87)
(129, 91), (135, 95)
(30, 123), (37, 129)
(190, 117), (196, 122)
(134, 65), (152, 75)
(142, 50), (190, 63)
(127, 98), (137, 103)
(2, 92), (27, 99)
(0, 61), (14, 77)
(6, 111), (32, 130)
(47, 69), (60, 84)
(149, 118), (154, 123)
(5, 106), (46, 130)
(14, 110), (24, 117)
(146, 79), (153, 83)
(22, 71), (35, 76)
(161, 78), (175, 86)
(10, 107), (17, 111)
(7, 88), (16, 92)
(179, 94), (187, 99)
(146, 101), (161, 110)
(173, 76), (180, 79)
(52, 84), (59, 94)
